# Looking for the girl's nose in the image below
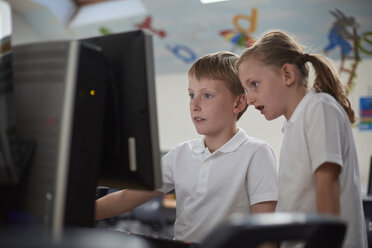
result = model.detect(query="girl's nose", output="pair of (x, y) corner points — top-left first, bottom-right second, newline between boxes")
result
(246, 94), (255, 105)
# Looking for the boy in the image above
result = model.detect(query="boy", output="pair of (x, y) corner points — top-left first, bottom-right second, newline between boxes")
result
(95, 51), (278, 243)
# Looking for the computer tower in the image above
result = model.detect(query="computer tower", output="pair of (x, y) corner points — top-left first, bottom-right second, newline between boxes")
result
(9, 40), (107, 235)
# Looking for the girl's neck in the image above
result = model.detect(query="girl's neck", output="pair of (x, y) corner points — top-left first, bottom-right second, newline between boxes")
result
(204, 126), (238, 153)
(284, 86), (309, 120)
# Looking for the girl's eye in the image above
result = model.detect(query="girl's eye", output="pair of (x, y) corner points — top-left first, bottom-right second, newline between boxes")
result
(189, 93), (194, 99)
(205, 93), (212, 99)
(251, 81), (259, 88)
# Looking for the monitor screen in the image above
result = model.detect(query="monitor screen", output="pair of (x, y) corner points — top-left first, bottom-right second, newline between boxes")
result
(1, 30), (162, 233)
(367, 156), (372, 196)
(82, 30), (162, 191)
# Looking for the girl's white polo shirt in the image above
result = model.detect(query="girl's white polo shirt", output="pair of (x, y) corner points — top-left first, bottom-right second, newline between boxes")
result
(277, 90), (367, 248)
(160, 128), (278, 243)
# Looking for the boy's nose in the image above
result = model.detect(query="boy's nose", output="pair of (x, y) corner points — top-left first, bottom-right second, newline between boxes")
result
(193, 104), (201, 112)
(190, 99), (201, 112)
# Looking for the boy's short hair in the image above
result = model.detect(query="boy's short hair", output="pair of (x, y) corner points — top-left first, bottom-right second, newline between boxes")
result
(188, 51), (248, 120)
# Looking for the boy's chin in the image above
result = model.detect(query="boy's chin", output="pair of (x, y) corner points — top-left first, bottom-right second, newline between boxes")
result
(194, 127), (208, 136)
(194, 128), (204, 135)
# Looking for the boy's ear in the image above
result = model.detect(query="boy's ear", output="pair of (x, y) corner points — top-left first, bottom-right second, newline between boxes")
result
(233, 94), (247, 114)
(281, 63), (296, 86)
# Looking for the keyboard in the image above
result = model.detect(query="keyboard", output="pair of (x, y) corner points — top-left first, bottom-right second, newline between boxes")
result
(127, 233), (200, 248)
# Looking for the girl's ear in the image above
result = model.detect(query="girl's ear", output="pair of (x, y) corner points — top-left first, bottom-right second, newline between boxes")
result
(281, 63), (296, 86)
(233, 94), (247, 114)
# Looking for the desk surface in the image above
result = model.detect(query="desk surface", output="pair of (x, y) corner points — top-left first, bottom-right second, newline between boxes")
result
(134, 233), (200, 248)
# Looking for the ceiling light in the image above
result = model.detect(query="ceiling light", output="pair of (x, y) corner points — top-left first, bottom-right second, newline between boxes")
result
(200, 0), (230, 4)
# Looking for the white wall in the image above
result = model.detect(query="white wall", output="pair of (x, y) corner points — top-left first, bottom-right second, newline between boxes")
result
(347, 59), (372, 193)
(155, 60), (372, 193)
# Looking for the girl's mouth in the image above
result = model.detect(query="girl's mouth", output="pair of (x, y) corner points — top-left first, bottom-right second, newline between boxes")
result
(256, 106), (264, 113)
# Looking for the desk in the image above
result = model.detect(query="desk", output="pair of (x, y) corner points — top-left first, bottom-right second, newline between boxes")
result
(134, 233), (200, 248)
(0, 227), (152, 248)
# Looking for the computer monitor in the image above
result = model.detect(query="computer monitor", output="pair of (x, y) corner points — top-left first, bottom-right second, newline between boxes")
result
(82, 30), (162, 191)
(367, 156), (372, 196)
(1, 30), (162, 234)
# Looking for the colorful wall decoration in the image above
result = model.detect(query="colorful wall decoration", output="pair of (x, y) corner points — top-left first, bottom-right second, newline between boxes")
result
(136, 0), (372, 75)
(11, 0), (372, 75)
(323, 9), (372, 94)
(219, 8), (258, 51)
(359, 96), (372, 131)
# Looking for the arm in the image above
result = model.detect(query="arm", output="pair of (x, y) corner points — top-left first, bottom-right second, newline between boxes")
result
(314, 162), (341, 215)
(251, 201), (278, 248)
(95, 189), (162, 220)
(251, 201), (277, 214)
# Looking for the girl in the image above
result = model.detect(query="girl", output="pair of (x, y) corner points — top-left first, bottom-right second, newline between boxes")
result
(237, 30), (367, 248)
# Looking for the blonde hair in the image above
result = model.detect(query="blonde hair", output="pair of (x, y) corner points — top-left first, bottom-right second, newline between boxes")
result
(238, 30), (356, 123)
(189, 51), (248, 120)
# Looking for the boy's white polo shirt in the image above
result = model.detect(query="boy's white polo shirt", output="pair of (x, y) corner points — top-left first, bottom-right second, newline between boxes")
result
(277, 90), (367, 248)
(160, 128), (278, 243)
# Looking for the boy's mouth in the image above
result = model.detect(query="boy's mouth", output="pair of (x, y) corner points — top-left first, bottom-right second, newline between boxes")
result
(194, 117), (205, 121)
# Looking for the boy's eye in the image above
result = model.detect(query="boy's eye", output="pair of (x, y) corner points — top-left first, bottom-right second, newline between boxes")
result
(189, 93), (194, 99)
(205, 93), (212, 99)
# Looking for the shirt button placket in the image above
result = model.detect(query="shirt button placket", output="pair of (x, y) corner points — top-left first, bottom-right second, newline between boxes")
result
(197, 159), (210, 193)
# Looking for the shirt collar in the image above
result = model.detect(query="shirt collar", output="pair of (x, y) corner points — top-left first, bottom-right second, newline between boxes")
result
(193, 128), (248, 154)
(194, 137), (207, 154)
(282, 90), (314, 133)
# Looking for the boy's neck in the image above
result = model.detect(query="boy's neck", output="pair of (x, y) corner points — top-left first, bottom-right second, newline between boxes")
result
(204, 127), (238, 153)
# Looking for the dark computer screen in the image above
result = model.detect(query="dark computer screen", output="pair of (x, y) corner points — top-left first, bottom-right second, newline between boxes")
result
(82, 30), (162, 190)
(1, 30), (162, 233)
(367, 156), (372, 196)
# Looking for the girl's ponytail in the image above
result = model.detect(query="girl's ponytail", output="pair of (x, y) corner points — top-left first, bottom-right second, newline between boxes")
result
(308, 54), (356, 123)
